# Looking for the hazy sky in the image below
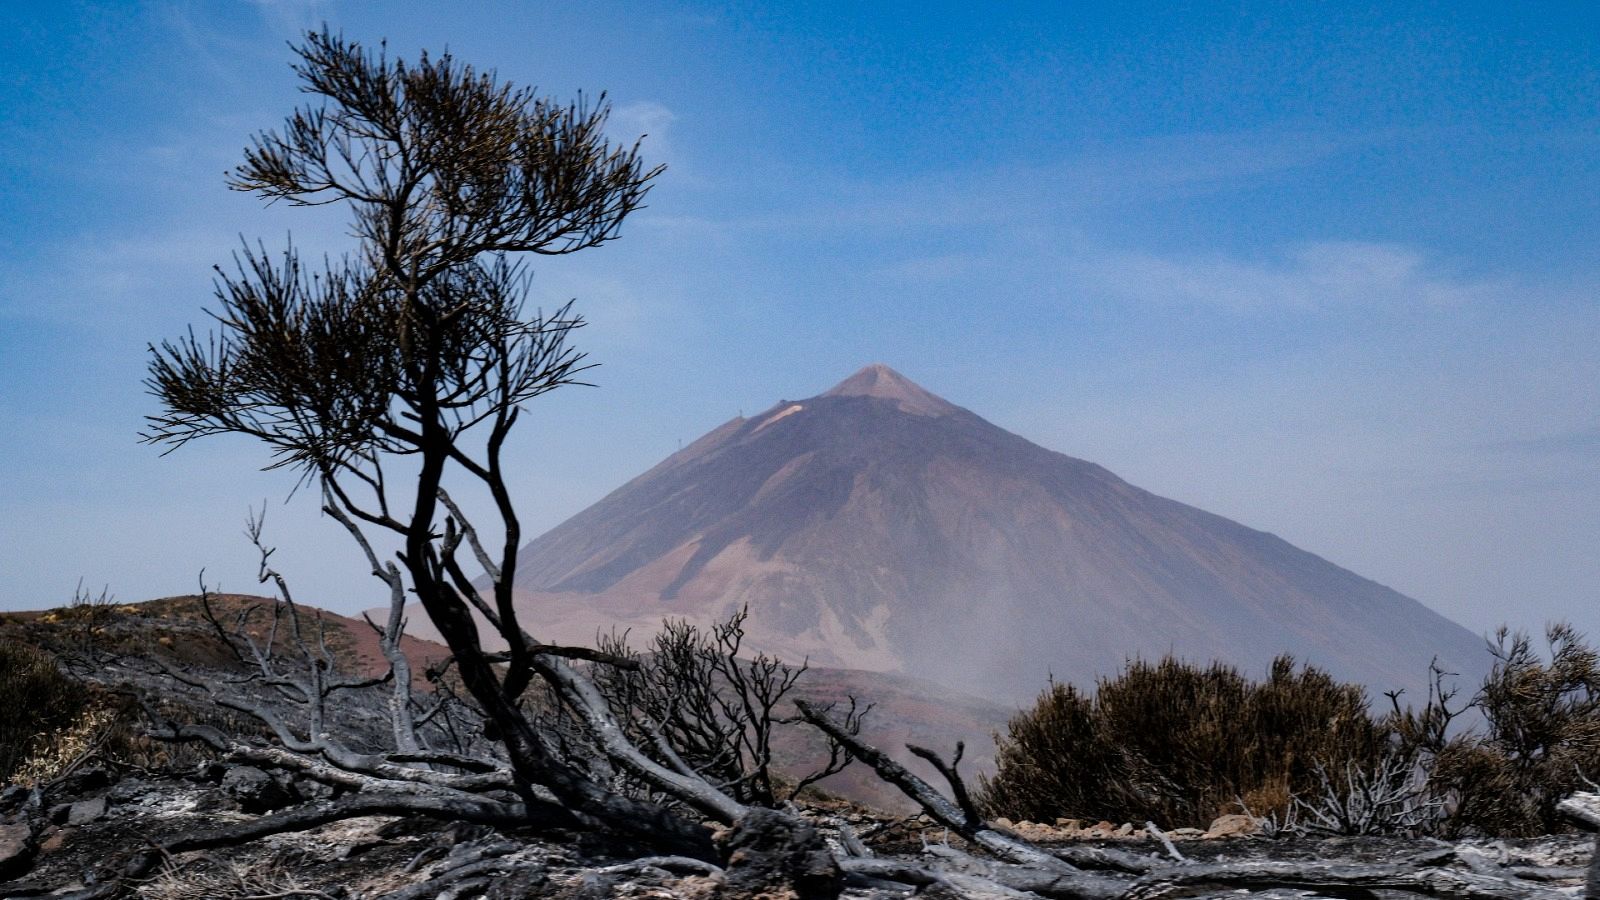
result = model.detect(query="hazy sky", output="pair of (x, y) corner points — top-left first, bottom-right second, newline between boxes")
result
(2, 2), (1596, 648)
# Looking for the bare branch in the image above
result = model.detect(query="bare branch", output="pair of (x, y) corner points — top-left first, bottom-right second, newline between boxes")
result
(795, 698), (1078, 875)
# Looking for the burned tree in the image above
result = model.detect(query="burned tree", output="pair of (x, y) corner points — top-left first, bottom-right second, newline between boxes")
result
(143, 29), (756, 860)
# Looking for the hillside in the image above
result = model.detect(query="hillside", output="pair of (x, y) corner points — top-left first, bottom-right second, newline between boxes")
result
(0, 596), (1008, 813)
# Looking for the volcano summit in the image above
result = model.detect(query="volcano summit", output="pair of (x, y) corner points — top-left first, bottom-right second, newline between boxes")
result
(503, 364), (1486, 702)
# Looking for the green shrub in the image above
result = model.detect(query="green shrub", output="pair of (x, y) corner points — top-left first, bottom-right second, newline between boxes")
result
(979, 655), (1385, 828)
(1429, 624), (1600, 836)
(985, 624), (1600, 837)
(973, 679), (1131, 824)
(0, 638), (89, 784)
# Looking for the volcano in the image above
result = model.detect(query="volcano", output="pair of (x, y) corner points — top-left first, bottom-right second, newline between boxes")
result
(505, 364), (1487, 703)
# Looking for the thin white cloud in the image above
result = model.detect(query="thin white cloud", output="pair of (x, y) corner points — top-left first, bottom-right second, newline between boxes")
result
(1050, 128), (1361, 203)
(875, 252), (987, 284)
(1065, 241), (1507, 312)
(610, 100), (709, 191)
(244, 0), (333, 38)
(613, 101), (676, 148)
(0, 212), (354, 335)
(733, 127), (1361, 236)
(869, 237), (1506, 315)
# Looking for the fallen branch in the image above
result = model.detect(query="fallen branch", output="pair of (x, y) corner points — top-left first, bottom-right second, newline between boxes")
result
(1557, 791), (1600, 831)
(146, 793), (554, 862)
(1144, 821), (1185, 864)
(840, 857), (1048, 898)
(1051, 844), (1163, 874)
(1121, 859), (1568, 900)
(596, 856), (725, 878)
(800, 699), (1577, 900)
(923, 843), (1124, 900)
(796, 698), (1078, 875)
(384, 844), (548, 900)
(836, 821), (872, 859)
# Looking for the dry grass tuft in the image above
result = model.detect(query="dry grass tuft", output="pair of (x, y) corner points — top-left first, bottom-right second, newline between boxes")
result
(137, 855), (337, 900)
(0, 638), (90, 783)
(9, 699), (121, 786)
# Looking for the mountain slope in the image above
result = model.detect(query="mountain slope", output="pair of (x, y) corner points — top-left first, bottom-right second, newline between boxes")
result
(508, 364), (1488, 703)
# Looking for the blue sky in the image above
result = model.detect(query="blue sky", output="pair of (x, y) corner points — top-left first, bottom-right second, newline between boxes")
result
(1, 1), (1596, 649)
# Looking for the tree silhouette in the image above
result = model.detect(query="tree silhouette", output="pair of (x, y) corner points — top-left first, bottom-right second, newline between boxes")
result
(143, 29), (760, 857)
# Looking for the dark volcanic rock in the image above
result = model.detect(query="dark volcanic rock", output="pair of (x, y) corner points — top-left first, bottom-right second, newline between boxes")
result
(0, 785), (32, 813)
(222, 765), (298, 813)
(0, 822), (33, 881)
(718, 807), (842, 900)
(106, 779), (152, 804)
(64, 797), (106, 826)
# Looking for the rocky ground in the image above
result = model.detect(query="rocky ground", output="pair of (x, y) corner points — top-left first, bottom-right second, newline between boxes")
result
(0, 764), (716, 898)
(0, 763), (1592, 899)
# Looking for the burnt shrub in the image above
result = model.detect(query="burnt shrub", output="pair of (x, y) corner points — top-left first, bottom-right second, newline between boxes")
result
(588, 608), (866, 808)
(979, 655), (1385, 828)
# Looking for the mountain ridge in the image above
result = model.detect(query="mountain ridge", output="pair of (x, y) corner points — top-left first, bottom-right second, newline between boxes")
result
(502, 365), (1488, 703)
